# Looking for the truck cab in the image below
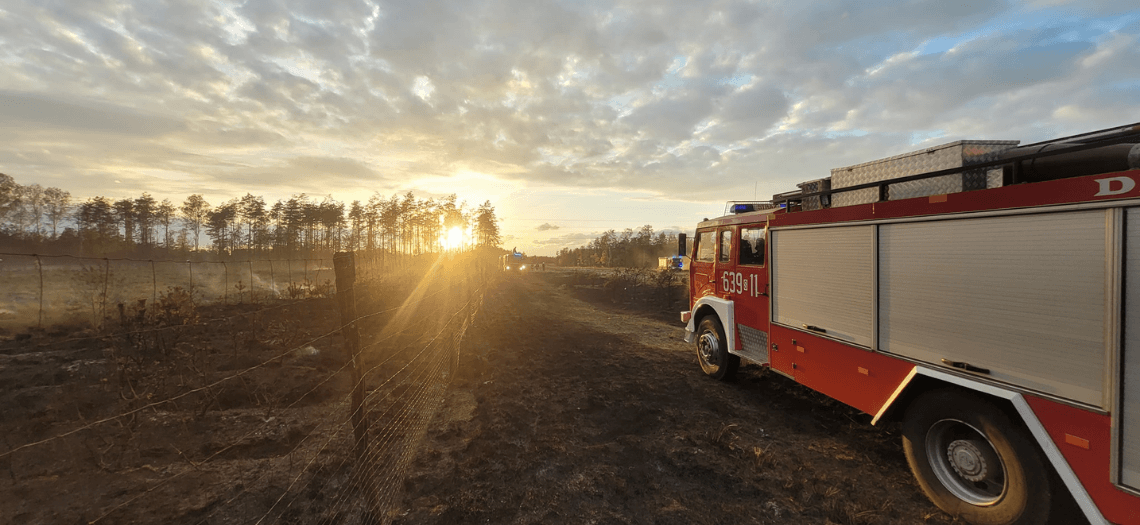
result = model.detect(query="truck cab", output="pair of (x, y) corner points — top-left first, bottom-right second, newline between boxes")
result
(685, 206), (773, 376)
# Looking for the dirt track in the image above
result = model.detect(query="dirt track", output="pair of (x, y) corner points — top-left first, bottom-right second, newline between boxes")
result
(396, 270), (958, 525)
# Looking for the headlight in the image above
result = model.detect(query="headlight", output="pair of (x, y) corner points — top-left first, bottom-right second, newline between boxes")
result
(520, 265), (527, 270)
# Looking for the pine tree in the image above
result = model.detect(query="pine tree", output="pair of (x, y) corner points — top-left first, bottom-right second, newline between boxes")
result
(475, 200), (501, 247)
(181, 194), (211, 251)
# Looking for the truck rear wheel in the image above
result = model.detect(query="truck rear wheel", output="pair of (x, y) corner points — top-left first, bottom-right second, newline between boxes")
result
(902, 389), (1052, 525)
(695, 316), (738, 380)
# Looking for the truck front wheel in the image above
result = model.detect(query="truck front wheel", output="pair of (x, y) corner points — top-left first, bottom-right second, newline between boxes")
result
(902, 389), (1052, 525)
(695, 316), (738, 380)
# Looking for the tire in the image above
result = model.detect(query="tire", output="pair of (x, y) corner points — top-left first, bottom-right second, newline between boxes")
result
(694, 315), (739, 380)
(902, 389), (1052, 525)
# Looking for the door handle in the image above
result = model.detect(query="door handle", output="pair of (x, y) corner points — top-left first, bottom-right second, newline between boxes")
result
(941, 359), (990, 375)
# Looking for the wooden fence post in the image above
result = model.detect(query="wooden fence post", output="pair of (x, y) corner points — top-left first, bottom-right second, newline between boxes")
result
(101, 258), (109, 330)
(150, 260), (157, 313)
(187, 260), (195, 308)
(35, 255), (43, 329)
(248, 260), (255, 304)
(334, 251), (368, 459)
(222, 261), (228, 305)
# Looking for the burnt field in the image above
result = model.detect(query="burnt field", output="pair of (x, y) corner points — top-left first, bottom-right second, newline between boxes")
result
(0, 263), (960, 524)
(397, 268), (958, 525)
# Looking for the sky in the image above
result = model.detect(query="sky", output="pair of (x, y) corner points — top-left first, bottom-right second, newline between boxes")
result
(1, 0), (1139, 255)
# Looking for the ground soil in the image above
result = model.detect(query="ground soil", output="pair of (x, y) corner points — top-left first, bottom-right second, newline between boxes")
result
(0, 256), (488, 525)
(0, 297), (358, 524)
(393, 269), (959, 525)
(1, 264), (1039, 524)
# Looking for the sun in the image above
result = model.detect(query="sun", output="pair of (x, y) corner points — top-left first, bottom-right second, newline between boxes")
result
(440, 226), (465, 251)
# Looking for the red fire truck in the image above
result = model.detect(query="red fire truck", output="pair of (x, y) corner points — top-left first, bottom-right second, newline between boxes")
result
(682, 123), (1140, 525)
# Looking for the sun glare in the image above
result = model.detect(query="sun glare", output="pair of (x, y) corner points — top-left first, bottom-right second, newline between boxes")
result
(440, 226), (465, 251)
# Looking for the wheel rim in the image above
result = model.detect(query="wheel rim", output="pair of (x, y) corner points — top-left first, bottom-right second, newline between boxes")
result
(925, 419), (1006, 506)
(697, 330), (720, 370)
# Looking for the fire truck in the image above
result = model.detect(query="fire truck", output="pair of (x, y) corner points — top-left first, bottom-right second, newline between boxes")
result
(682, 123), (1140, 525)
(499, 251), (527, 271)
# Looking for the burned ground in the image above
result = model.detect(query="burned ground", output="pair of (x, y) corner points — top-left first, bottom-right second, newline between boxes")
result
(0, 265), (964, 524)
(395, 269), (957, 525)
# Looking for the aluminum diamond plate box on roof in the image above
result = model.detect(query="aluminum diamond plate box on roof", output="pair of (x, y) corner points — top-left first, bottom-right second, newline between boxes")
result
(830, 140), (1020, 207)
(797, 178), (831, 211)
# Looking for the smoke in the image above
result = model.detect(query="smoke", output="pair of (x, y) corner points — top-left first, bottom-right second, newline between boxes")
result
(0, 257), (341, 331)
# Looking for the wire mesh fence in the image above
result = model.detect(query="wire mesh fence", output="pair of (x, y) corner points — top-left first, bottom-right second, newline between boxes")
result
(0, 252), (346, 331)
(0, 249), (496, 524)
(0, 251), (423, 331)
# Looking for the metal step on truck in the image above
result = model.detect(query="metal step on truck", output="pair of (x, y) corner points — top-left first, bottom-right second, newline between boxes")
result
(681, 123), (1140, 525)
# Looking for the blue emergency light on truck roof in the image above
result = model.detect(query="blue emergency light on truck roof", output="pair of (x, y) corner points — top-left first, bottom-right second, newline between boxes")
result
(724, 200), (777, 215)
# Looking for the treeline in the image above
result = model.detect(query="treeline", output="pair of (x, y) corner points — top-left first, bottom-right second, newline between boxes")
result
(555, 225), (682, 268)
(0, 173), (501, 258)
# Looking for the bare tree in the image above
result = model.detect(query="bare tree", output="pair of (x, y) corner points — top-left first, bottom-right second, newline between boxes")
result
(43, 187), (71, 239)
(0, 174), (17, 223)
(12, 183), (46, 238)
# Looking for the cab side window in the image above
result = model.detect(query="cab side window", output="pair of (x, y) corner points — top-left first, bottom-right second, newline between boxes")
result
(739, 226), (765, 266)
(719, 229), (732, 263)
(696, 231), (716, 262)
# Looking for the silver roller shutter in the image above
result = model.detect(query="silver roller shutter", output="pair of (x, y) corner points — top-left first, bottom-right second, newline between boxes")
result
(1121, 209), (1140, 489)
(878, 210), (1108, 407)
(771, 225), (874, 347)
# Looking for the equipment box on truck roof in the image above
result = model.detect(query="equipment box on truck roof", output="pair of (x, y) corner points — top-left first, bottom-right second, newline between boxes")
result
(831, 140), (1019, 207)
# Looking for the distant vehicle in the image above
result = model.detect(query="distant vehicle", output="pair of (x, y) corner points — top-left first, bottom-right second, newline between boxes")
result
(681, 122), (1140, 525)
(658, 255), (689, 270)
(499, 251), (527, 271)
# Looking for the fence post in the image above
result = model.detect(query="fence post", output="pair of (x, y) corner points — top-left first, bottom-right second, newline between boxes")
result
(248, 260), (255, 303)
(333, 251), (368, 460)
(150, 260), (157, 313)
(313, 260), (322, 296)
(101, 258), (109, 330)
(35, 255), (43, 329)
(187, 261), (195, 307)
(222, 261), (228, 305)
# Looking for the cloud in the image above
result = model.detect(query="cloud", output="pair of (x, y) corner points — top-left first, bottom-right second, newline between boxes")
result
(1022, 0), (1140, 15)
(286, 156), (380, 180)
(0, 91), (184, 136)
(705, 83), (789, 141)
(533, 231), (600, 248)
(535, 223), (560, 231)
(0, 0), (1137, 255)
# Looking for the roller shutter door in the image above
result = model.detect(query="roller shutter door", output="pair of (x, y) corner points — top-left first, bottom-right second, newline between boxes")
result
(771, 226), (874, 347)
(1121, 209), (1140, 489)
(878, 210), (1108, 407)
